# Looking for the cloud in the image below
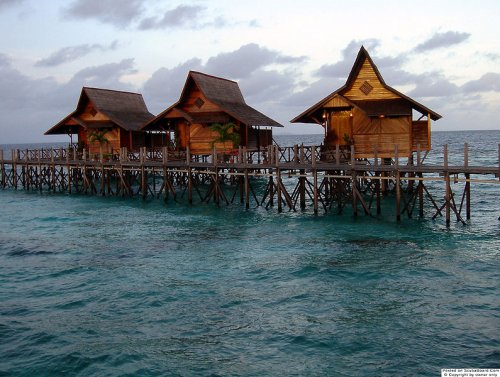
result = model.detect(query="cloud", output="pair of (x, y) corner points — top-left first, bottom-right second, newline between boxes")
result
(142, 58), (203, 113)
(485, 53), (500, 61)
(204, 43), (306, 79)
(63, 0), (144, 28)
(0, 52), (11, 67)
(414, 31), (470, 52)
(0, 58), (139, 142)
(68, 58), (137, 89)
(0, 0), (23, 11)
(408, 72), (460, 98)
(139, 5), (205, 30)
(141, 44), (307, 125)
(239, 69), (296, 103)
(315, 39), (381, 78)
(461, 73), (500, 93)
(35, 41), (119, 67)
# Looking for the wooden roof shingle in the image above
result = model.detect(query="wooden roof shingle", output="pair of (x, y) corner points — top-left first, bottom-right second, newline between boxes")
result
(45, 87), (154, 135)
(143, 71), (282, 130)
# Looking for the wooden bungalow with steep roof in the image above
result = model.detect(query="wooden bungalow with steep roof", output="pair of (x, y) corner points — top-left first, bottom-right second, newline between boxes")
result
(142, 71), (282, 154)
(291, 46), (442, 159)
(45, 87), (155, 155)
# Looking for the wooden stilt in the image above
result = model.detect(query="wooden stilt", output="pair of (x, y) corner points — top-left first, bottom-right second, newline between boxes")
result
(396, 170), (401, 222)
(418, 174), (424, 218)
(375, 172), (381, 215)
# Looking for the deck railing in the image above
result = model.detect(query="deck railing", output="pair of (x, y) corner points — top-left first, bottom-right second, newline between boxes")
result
(1, 144), (499, 174)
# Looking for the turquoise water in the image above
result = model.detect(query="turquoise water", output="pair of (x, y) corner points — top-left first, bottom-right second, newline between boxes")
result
(1, 131), (499, 376)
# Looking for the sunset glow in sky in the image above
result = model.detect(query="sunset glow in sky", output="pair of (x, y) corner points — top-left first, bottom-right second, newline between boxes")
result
(1, 0), (499, 142)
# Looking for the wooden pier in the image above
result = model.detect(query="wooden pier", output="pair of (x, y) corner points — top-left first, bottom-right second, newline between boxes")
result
(1, 144), (499, 226)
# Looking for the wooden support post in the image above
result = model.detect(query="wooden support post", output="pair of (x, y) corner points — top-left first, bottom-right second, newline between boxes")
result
(396, 170), (401, 222)
(465, 173), (471, 220)
(293, 144), (299, 164)
(417, 144), (421, 167)
(311, 146), (316, 168)
(350, 144), (355, 166)
(313, 168), (318, 215)
(0, 150), (4, 188)
(299, 169), (306, 210)
(12, 150), (17, 190)
(300, 144), (304, 164)
(376, 172), (381, 215)
(161, 147), (168, 165)
(335, 144), (340, 167)
(187, 167), (193, 204)
(277, 171), (282, 213)
(352, 170), (358, 216)
(444, 145), (450, 226)
(418, 174), (424, 218)
(67, 149), (71, 194)
(244, 168), (250, 209)
(445, 172), (451, 227)
(186, 146), (191, 166)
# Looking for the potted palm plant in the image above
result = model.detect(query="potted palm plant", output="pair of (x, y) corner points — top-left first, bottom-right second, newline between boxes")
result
(209, 122), (240, 162)
(87, 130), (110, 161)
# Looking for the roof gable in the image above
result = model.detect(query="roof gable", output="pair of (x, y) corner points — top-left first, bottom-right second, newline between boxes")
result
(291, 46), (442, 123)
(143, 71), (282, 129)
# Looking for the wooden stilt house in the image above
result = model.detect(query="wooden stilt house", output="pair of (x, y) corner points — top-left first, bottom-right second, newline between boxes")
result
(45, 87), (155, 156)
(142, 71), (282, 154)
(291, 47), (442, 159)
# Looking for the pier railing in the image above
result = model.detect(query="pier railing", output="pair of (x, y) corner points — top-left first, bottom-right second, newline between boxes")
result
(1, 143), (500, 173)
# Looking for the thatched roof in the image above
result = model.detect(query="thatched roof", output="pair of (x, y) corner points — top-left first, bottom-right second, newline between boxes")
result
(291, 46), (442, 124)
(45, 87), (154, 135)
(143, 71), (282, 130)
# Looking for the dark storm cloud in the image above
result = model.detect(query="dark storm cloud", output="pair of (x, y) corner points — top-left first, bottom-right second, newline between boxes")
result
(35, 41), (119, 67)
(461, 72), (500, 93)
(414, 31), (470, 52)
(63, 0), (144, 28)
(204, 43), (306, 79)
(139, 5), (205, 30)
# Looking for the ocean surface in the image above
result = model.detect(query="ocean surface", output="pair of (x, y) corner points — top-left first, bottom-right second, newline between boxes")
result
(0, 131), (499, 376)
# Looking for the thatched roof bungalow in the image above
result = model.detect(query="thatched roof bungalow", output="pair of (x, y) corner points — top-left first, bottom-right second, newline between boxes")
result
(45, 87), (154, 155)
(142, 71), (282, 154)
(291, 47), (442, 159)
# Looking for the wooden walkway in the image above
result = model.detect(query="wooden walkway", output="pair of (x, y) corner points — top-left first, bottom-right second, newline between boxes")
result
(1, 144), (499, 226)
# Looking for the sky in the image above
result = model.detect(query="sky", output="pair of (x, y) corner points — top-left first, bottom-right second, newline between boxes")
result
(0, 0), (499, 143)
